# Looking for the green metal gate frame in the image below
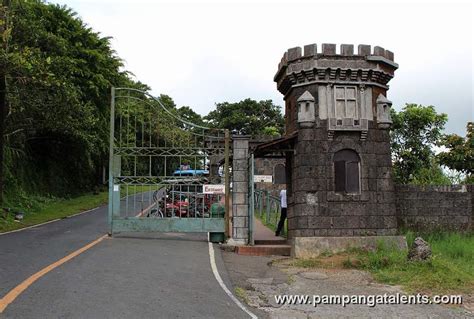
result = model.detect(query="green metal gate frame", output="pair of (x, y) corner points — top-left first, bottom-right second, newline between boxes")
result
(108, 87), (230, 236)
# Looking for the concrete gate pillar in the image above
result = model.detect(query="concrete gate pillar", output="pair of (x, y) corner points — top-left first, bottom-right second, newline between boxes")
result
(229, 135), (250, 245)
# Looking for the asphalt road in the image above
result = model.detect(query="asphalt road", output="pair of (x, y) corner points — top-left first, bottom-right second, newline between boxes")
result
(0, 194), (250, 318)
(120, 190), (162, 218)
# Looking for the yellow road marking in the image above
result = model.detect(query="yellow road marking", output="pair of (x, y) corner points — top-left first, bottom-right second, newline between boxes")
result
(0, 234), (108, 313)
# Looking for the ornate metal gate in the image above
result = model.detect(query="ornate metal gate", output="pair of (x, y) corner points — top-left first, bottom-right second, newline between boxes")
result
(108, 87), (230, 236)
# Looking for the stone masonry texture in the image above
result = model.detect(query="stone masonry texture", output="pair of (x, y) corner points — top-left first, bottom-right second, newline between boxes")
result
(250, 153), (474, 234)
(232, 136), (249, 241)
(395, 185), (473, 231)
(286, 121), (398, 238)
(275, 43), (399, 239)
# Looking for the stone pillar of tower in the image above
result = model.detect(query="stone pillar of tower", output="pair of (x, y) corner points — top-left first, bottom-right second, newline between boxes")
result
(274, 43), (406, 256)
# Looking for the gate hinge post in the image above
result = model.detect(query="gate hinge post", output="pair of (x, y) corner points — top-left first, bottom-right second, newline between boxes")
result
(108, 86), (116, 235)
(224, 129), (231, 239)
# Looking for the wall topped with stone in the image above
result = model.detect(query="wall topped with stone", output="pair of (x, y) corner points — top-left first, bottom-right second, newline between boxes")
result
(395, 184), (473, 231)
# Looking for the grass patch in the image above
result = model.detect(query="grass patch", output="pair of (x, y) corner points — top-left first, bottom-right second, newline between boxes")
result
(234, 287), (249, 304)
(0, 191), (108, 233)
(289, 253), (353, 269)
(287, 274), (296, 284)
(289, 231), (473, 295)
(350, 231), (474, 295)
(0, 185), (157, 233)
(291, 258), (322, 268)
(120, 184), (159, 195)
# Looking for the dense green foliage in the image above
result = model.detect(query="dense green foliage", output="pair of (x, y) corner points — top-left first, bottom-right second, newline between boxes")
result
(2, 0), (138, 198)
(390, 104), (448, 184)
(205, 99), (284, 136)
(438, 122), (474, 183)
(407, 160), (452, 185)
(0, 0), (286, 216)
(177, 105), (205, 128)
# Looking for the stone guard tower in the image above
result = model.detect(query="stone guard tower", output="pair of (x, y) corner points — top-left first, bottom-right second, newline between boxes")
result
(273, 43), (406, 256)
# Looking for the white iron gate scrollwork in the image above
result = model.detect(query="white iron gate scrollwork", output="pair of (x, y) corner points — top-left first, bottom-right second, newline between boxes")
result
(108, 87), (230, 237)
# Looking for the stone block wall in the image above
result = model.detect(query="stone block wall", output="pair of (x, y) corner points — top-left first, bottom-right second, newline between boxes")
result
(395, 185), (473, 231)
(254, 158), (286, 196)
(287, 119), (398, 239)
(231, 136), (249, 244)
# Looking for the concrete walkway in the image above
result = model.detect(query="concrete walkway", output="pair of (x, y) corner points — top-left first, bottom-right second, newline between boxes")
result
(234, 219), (290, 256)
(254, 219), (285, 242)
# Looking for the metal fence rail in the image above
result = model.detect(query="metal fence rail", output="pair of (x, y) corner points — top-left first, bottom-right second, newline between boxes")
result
(254, 189), (281, 227)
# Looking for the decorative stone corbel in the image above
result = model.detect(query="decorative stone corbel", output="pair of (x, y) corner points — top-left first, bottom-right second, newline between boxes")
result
(376, 94), (393, 129)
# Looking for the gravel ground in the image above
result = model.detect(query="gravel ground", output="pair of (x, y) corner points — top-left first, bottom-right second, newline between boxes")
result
(221, 250), (473, 319)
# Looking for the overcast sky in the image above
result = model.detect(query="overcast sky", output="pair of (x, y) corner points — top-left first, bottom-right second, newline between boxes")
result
(55, 0), (473, 135)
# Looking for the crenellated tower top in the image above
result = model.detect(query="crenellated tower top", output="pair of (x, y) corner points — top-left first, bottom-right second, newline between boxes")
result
(274, 43), (398, 97)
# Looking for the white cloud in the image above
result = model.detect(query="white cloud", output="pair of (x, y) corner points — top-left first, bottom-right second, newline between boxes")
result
(54, 0), (473, 135)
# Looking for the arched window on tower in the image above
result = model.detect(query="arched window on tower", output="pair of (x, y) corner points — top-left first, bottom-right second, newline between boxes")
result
(334, 149), (360, 194)
(274, 164), (286, 184)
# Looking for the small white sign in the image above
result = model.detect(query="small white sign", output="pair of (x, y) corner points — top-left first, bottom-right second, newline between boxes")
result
(203, 184), (225, 194)
(254, 175), (273, 183)
(113, 185), (119, 192)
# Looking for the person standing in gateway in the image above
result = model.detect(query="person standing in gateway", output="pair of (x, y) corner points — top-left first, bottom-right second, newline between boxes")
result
(275, 189), (287, 236)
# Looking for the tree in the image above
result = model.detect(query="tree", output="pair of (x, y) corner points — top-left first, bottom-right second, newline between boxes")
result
(409, 159), (452, 185)
(2, 0), (135, 196)
(0, 0), (11, 205)
(158, 94), (176, 109)
(391, 104), (448, 184)
(204, 98), (284, 137)
(177, 106), (204, 127)
(438, 122), (474, 183)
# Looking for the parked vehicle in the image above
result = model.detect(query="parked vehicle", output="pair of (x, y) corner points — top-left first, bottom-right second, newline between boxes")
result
(173, 168), (209, 177)
(146, 180), (220, 218)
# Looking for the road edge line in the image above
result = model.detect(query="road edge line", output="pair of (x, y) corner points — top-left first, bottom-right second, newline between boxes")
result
(0, 218), (62, 236)
(0, 206), (103, 236)
(208, 242), (258, 319)
(0, 234), (108, 313)
(1, 190), (160, 235)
